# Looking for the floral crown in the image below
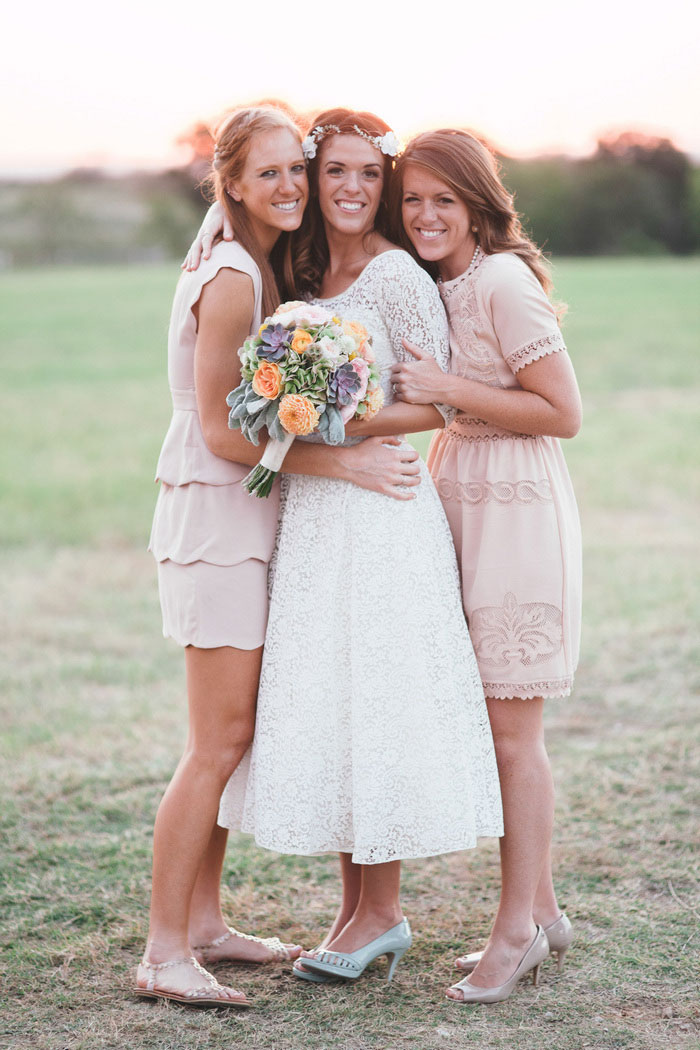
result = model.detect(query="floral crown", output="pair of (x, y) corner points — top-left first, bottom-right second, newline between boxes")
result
(302, 124), (400, 161)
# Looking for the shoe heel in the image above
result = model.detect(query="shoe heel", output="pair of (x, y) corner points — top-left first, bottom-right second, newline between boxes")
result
(386, 947), (408, 982)
(531, 962), (541, 987)
(553, 946), (568, 972)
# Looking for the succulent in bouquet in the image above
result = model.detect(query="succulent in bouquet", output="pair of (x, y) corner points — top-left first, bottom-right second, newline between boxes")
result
(227, 302), (384, 497)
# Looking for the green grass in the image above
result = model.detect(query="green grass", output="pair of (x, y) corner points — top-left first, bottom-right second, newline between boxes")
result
(1, 259), (699, 1049)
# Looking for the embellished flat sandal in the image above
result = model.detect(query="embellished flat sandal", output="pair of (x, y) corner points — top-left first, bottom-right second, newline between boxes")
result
(193, 925), (301, 965)
(134, 955), (250, 1008)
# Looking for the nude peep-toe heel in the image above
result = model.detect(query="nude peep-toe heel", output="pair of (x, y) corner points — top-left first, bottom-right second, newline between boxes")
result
(540, 913), (573, 970)
(447, 926), (549, 1005)
(455, 913), (573, 975)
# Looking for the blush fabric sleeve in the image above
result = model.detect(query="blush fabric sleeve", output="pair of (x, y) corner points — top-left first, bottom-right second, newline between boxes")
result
(484, 254), (566, 375)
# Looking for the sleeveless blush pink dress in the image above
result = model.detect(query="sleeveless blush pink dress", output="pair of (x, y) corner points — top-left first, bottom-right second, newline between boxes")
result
(148, 241), (280, 649)
(427, 251), (582, 700)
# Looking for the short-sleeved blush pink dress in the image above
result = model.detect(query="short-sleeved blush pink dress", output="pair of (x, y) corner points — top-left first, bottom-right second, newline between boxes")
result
(148, 241), (280, 650)
(427, 251), (582, 700)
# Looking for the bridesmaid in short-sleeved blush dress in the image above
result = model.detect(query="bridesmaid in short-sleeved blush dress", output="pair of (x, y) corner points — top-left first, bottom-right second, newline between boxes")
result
(392, 129), (582, 1004)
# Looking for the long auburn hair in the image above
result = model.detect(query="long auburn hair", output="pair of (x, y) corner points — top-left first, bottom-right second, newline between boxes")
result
(203, 105), (302, 317)
(392, 129), (554, 298)
(287, 108), (395, 299)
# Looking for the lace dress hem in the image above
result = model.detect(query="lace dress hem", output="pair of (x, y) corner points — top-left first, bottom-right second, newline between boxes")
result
(483, 676), (574, 700)
(505, 331), (567, 372)
(234, 829), (504, 866)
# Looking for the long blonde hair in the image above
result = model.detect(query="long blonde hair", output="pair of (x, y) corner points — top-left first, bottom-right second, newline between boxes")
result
(393, 129), (554, 297)
(205, 106), (302, 316)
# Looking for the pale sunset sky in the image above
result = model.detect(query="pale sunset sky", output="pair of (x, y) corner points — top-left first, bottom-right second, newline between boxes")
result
(2, 0), (698, 175)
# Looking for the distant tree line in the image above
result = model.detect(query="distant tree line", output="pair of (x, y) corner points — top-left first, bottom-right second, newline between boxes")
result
(501, 132), (700, 256)
(0, 130), (697, 267)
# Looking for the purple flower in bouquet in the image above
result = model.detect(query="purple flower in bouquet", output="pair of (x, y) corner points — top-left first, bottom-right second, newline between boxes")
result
(258, 324), (290, 361)
(328, 362), (362, 406)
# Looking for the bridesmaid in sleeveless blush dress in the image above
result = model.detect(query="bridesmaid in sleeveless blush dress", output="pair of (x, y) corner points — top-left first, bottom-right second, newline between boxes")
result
(136, 106), (421, 1009)
(391, 130), (582, 1004)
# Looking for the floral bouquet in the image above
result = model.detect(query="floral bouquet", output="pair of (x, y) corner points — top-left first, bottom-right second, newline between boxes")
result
(227, 301), (384, 497)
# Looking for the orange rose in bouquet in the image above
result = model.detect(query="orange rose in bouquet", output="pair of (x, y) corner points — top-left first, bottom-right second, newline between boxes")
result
(251, 361), (282, 399)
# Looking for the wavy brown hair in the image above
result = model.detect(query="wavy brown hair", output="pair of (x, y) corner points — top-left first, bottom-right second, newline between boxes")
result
(203, 105), (302, 317)
(392, 129), (554, 298)
(287, 108), (395, 299)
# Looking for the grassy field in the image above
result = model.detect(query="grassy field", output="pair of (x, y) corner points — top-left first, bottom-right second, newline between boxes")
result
(1, 258), (699, 1050)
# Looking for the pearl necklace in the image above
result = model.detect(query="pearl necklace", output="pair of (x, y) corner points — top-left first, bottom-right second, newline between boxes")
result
(438, 243), (482, 285)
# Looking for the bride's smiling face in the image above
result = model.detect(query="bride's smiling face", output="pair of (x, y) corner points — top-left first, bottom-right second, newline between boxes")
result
(316, 135), (384, 237)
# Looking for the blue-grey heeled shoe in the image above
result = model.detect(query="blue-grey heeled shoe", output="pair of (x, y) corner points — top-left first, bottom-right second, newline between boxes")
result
(292, 948), (334, 984)
(299, 919), (411, 982)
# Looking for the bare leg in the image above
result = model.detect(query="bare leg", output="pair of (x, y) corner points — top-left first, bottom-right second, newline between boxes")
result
(188, 822), (229, 945)
(136, 644), (261, 1001)
(188, 823), (302, 963)
(302, 860), (403, 958)
(448, 698), (553, 996)
(294, 852), (362, 973)
(532, 842), (564, 928)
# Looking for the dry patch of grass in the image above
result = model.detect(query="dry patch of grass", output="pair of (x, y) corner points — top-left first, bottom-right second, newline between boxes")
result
(2, 259), (699, 1049)
(1, 542), (697, 1050)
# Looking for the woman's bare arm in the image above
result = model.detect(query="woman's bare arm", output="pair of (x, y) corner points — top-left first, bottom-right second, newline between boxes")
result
(346, 401), (444, 439)
(182, 202), (231, 271)
(391, 340), (582, 439)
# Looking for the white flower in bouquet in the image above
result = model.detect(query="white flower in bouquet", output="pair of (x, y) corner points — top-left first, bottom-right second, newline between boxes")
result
(269, 303), (333, 328)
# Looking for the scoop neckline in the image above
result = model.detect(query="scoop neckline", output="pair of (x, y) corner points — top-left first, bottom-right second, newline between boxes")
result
(314, 248), (408, 302)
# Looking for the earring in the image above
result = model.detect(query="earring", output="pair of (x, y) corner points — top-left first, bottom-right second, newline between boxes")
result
(471, 225), (478, 233)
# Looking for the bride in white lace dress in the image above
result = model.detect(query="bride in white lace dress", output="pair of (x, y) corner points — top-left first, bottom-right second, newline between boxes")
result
(218, 109), (503, 980)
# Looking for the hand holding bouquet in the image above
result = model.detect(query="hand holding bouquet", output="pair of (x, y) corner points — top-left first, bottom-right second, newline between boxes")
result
(227, 301), (384, 497)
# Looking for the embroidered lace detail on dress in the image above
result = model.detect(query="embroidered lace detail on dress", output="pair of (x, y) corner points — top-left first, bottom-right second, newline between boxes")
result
(439, 256), (499, 387)
(470, 592), (563, 668)
(483, 677), (573, 700)
(505, 331), (567, 372)
(435, 478), (553, 505)
(437, 247), (487, 300)
(442, 429), (531, 445)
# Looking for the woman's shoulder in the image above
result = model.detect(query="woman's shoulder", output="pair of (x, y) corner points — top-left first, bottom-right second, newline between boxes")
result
(204, 239), (260, 281)
(478, 253), (549, 316)
(481, 250), (530, 278)
(179, 239), (258, 289)
(175, 240), (258, 308)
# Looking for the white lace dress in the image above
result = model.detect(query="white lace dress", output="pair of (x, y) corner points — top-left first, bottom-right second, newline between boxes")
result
(218, 250), (503, 864)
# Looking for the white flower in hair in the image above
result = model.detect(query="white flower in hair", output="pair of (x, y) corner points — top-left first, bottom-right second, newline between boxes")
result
(301, 135), (318, 160)
(378, 132), (400, 157)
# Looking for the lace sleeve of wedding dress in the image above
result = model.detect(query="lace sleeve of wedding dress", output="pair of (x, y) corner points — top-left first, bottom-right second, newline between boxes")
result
(376, 251), (456, 426)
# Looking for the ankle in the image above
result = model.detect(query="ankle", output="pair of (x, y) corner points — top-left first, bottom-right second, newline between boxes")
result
(142, 938), (192, 965)
(488, 920), (537, 949)
(188, 916), (228, 946)
(533, 907), (563, 929)
(353, 904), (403, 929)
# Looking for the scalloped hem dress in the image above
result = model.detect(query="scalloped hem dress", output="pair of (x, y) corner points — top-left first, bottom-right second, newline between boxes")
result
(427, 251), (582, 700)
(148, 241), (280, 650)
